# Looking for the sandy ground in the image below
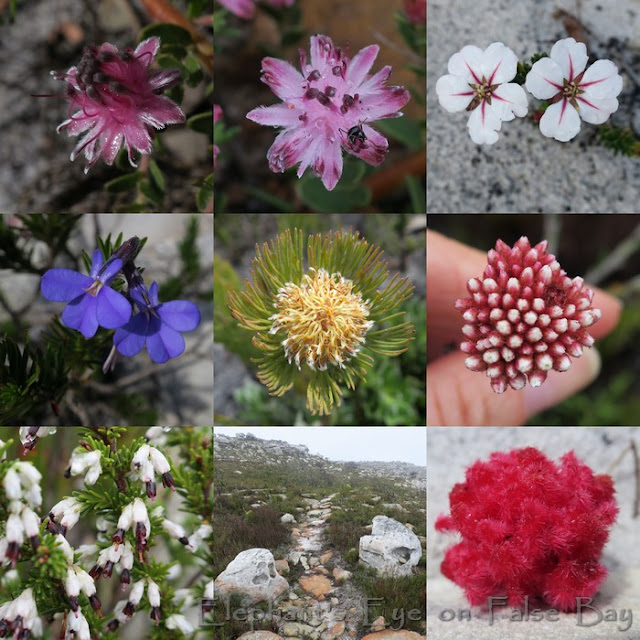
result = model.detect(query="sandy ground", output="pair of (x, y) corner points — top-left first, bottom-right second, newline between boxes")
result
(426, 0), (640, 213)
(427, 427), (640, 639)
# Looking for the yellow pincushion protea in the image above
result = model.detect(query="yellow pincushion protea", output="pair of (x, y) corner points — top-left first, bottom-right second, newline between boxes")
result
(227, 228), (414, 416)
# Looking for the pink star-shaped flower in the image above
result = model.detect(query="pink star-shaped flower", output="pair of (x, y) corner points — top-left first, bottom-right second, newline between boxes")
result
(525, 38), (623, 142)
(217, 0), (294, 20)
(436, 42), (528, 145)
(246, 34), (410, 191)
(54, 37), (185, 173)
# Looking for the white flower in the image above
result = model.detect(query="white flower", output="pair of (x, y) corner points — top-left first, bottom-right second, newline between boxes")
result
(65, 567), (80, 599)
(19, 426), (57, 445)
(132, 498), (149, 531)
(188, 523), (212, 550)
(21, 506), (40, 539)
(3, 467), (21, 501)
(131, 444), (151, 470)
(128, 580), (145, 607)
(145, 426), (171, 445)
(1, 588), (39, 631)
(49, 497), (83, 534)
(55, 534), (75, 564)
(166, 613), (194, 633)
(6, 513), (24, 545)
(68, 448), (102, 485)
(66, 609), (90, 639)
(525, 37), (623, 141)
(436, 42), (528, 144)
(147, 578), (161, 608)
(162, 518), (189, 545)
(204, 579), (214, 600)
(148, 447), (171, 475)
(117, 501), (135, 532)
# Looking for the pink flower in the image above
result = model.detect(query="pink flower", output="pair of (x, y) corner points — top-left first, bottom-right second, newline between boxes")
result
(436, 447), (618, 611)
(455, 236), (601, 394)
(246, 35), (410, 191)
(217, 0), (294, 20)
(54, 37), (185, 173)
(214, 104), (223, 169)
(403, 0), (426, 25)
(525, 38), (623, 142)
(436, 42), (528, 144)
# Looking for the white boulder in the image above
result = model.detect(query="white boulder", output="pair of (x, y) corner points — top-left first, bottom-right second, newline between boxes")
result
(281, 513), (296, 524)
(214, 548), (288, 605)
(359, 516), (422, 577)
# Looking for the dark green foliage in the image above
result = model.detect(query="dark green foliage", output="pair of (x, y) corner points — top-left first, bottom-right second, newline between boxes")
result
(597, 123), (640, 157)
(513, 53), (549, 85)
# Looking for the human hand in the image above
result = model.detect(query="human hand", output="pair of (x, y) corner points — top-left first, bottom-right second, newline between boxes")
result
(427, 230), (622, 426)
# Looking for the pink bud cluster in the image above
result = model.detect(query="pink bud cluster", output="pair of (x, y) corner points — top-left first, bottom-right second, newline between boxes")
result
(455, 237), (601, 393)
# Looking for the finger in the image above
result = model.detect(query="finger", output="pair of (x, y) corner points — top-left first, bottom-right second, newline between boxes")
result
(427, 346), (602, 426)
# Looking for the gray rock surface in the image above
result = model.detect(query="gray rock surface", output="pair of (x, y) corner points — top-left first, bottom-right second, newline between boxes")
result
(427, 0), (640, 213)
(215, 548), (289, 606)
(359, 515), (422, 577)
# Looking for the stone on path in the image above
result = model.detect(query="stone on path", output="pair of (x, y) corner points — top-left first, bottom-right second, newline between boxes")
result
(361, 631), (426, 640)
(299, 574), (333, 599)
(332, 567), (352, 583)
(214, 548), (288, 605)
(237, 633), (282, 640)
(281, 513), (297, 523)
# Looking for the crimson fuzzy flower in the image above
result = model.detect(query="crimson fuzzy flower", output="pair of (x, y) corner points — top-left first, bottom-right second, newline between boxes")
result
(435, 447), (618, 612)
(455, 236), (601, 393)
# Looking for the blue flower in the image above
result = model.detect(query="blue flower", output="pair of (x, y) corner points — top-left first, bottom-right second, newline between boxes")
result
(113, 281), (200, 364)
(41, 249), (131, 339)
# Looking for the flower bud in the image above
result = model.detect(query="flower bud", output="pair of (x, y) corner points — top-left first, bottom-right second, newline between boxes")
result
(161, 519), (189, 545)
(166, 613), (194, 633)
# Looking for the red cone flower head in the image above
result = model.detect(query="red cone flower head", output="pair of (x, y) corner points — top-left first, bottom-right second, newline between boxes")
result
(54, 37), (185, 173)
(455, 236), (601, 393)
(435, 447), (618, 612)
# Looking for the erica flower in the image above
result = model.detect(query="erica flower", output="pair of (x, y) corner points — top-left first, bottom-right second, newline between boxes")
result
(436, 42), (528, 144)
(228, 228), (414, 415)
(47, 497), (83, 535)
(525, 38), (623, 141)
(19, 427), (57, 454)
(41, 248), (131, 339)
(53, 37), (185, 172)
(246, 34), (410, 191)
(66, 447), (102, 486)
(113, 280), (200, 364)
(436, 447), (618, 611)
(131, 443), (176, 498)
(455, 236), (601, 393)
(0, 588), (40, 637)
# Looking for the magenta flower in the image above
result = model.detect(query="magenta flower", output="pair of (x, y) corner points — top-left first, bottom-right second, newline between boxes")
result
(455, 237), (601, 394)
(214, 104), (223, 169)
(54, 37), (185, 173)
(525, 38), (623, 142)
(246, 34), (410, 191)
(217, 0), (294, 20)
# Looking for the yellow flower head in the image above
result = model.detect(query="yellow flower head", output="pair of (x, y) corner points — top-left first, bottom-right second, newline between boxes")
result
(269, 268), (374, 371)
(228, 228), (414, 416)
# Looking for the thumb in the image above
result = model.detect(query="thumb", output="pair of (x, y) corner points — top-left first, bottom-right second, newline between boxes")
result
(427, 348), (601, 426)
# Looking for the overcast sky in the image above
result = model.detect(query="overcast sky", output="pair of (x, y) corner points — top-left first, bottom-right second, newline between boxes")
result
(214, 427), (426, 466)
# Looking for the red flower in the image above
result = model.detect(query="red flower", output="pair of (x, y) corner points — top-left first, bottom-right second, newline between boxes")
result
(435, 447), (618, 612)
(455, 236), (601, 393)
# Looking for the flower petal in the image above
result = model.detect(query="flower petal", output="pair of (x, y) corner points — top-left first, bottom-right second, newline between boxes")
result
(575, 95), (619, 125)
(41, 270), (92, 302)
(114, 314), (149, 357)
(146, 324), (185, 363)
(549, 37), (588, 82)
(157, 301), (201, 332)
(539, 100), (581, 141)
(347, 125), (388, 166)
(466, 101), (503, 145)
(96, 287), (132, 329)
(448, 45), (485, 84)
(217, 0), (255, 19)
(525, 58), (565, 99)
(579, 59), (623, 99)
(358, 86), (411, 120)
(480, 42), (518, 85)
(246, 104), (303, 128)
(314, 136), (343, 191)
(491, 82), (528, 119)
(62, 295), (98, 339)
(435, 74), (474, 112)
(261, 57), (305, 100)
(134, 37), (161, 68)
(345, 45), (379, 87)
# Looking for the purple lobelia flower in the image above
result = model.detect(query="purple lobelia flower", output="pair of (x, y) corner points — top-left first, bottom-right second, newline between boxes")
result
(113, 280), (200, 364)
(53, 37), (185, 173)
(246, 34), (411, 191)
(41, 249), (132, 339)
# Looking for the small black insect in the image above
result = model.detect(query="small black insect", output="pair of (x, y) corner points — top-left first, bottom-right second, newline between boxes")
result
(340, 120), (367, 147)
